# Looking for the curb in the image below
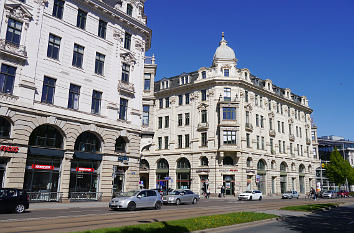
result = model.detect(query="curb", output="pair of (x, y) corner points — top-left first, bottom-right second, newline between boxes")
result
(192, 218), (278, 233)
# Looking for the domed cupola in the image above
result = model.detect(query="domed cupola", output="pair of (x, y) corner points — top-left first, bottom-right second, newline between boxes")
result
(213, 32), (237, 66)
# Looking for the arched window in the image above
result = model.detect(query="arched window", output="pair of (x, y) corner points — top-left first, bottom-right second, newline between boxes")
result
(299, 164), (305, 173)
(0, 117), (11, 138)
(308, 165), (312, 173)
(201, 156), (209, 166)
(291, 162), (295, 171)
(177, 158), (190, 169)
(157, 159), (169, 169)
(140, 159), (149, 170)
(126, 4), (133, 16)
(223, 156), (234, 166)
(280, 162), (287, 172)
(257, 159), (266, 170)
(246, 157), (252, 167)
(271, 160), (275, 169)
(115, 136), (128, 153)
(29, 125), (63, 149)
(74, 132), (101, 153)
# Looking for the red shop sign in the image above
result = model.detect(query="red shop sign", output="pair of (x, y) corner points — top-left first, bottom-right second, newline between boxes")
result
(32, 164), (54, 170)
(0, 145), (19, 153)
(76, 167), (94, 172)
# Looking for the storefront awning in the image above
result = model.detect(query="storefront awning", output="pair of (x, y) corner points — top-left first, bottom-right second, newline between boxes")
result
(28, 147), (64, 158)
(74, 151), (102, 161)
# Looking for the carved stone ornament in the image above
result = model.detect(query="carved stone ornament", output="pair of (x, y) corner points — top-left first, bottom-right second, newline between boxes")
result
(113, 29), (124, 42)
(4, 4), (33, 25)
(305, 124), (310, 129)
(170, 96), (176, 104)
(288, 118), (294, 124)
(221, 64), (232, 69)
(135, 39), (145, 52)
(208, 89), (215, 97)
(268, 112), (275, 118)
(120, 52), (136, 68)
(190, 92), (199, 101)
(244, 103), (253, 111)
(197, 103), (208, 110)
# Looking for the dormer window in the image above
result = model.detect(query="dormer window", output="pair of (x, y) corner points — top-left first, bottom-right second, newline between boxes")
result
(224, 69), (229, 77)
(161, 82), (165, 89)
(244, 72), (248, 79)
(127, 4), (133, 16)
(165, 81), (169, 88)
(202, 71), (206, 79)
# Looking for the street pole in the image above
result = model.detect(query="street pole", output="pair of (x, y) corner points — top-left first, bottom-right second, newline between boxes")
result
(342, 143), (349, 191)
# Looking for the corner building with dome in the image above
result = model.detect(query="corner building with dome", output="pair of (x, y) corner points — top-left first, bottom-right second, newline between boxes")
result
(140, 33), (321, 197)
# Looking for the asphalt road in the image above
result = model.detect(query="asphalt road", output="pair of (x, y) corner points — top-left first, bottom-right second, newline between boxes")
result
(0, 198), (352, 233)
(221, 204), (354, 233)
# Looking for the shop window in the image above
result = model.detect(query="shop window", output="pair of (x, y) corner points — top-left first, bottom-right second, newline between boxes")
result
(115, 136), (128, 153)
(223, 156), (234, 166)
(157, 159), (169, 169)
(257, 159), (266, 170)
(74, 131), (101, 153)
(0, 117), (11, 138)
(29, 125), (63, 149)
(177, 158), (190, 169)
(69, 159), (100, 193)
(201, 156), (208, 166)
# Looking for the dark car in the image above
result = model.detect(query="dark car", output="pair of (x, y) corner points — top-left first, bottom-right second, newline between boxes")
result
(0, 188), (29, 213)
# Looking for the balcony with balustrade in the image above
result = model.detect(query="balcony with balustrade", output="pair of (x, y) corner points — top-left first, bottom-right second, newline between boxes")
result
(118, 81), (135, 95)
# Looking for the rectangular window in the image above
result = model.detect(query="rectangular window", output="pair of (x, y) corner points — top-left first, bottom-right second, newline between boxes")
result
(142, 105), (150, 126)
(283, 141), (286, 153)
(246, 133), (250, 148)
(158, 137), (162, 150)
(159, 99), (163, 109)
(202, 71), (206, 79)
(256, 114), (259, 127)
(276, 103), (280, 113)
(223, 131), (236, 145)
(268, 100), (272, 110)
(95, 52), (105, 75)
(257, 136), (260, 149)
(255, 94), (258, 106)
(281, 104), (283, 114)
(201, 132), (208, 146)
(301, 145), (303, 156)
(52, 0), (65, 19)
(6, 18), (22, 45)
(178, 135), (183, 148)
(245, 90), (249, 102)
(178, 95), (183, 105)
(124, 32), (131, 50)
(91, 90), (102, 114)
(164, 136), (169, 149)
(0, 64), (16, 94)
(144, 73), (151, 90)
(278, 140), (281, 153)
(246, 111), (250, 124)
(299, 127), (302, 138)
(119, 98), (128, 120)
(289, 124), (292, 135)
(185, 93), (190, 104)
(296, 126), (299, 137)
(121, 63), (130, 82)
(223, 107), (236, 120)
(158, 117), (162, 129)
(260, 96), (263, 107)
(72, 44), (84, 68)
(47, 34), (61, 59)
(269, 118), (273, 130)
(277, 121), (280, 133)
(270, 138), (274, 153)
(165, 97), (170, 108)
(178, 114), (183, 126)
(68, 84), (80, 110)
(127, 4), (133, 16)
(260, 116), (264, 128)
(261, 136), (265, 150)
(201, 110), (207, 123)
(282, 122), (284, 133)
(185, 134), (190, 148)
(290, 143), (293, 155)
(201, 89), (207, 101)
(164, 116), (169, 128)
(185, 113), (190, 126)
(41, 76), (56, 104)
(224, 69), (229, 77)
(224, 88), (231, 101)
(98, 19), (107, 39)
(288, 106), (291, 117)
(76, 9), (87, 29)
(297, 144), (300, 156)
(313, 148), (317, 159)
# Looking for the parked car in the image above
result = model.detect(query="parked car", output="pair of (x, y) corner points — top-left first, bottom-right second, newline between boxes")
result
(322, 190), (338, 199)
(0, 188), (29, 213)
(238, 190), (263, 201)
(337, 190), (350, 198)
(162, 189), (199, 205)
(282, 191), (299, 199)
(109, 190), (162, 211)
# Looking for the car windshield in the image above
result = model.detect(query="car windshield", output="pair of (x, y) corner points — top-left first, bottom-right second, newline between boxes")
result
(115, 191), (140, 197)
(170, 190), (181, 195)
(285, 191), (292, 193)
(244, 191), (252, 193)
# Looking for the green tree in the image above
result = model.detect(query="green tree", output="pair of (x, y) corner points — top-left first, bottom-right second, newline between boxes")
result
(325, 148), (354, 187)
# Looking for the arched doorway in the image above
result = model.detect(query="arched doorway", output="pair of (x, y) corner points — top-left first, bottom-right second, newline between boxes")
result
(257, 159), (267, 194)
(24, 125), (64, 200)
(156, 159), (169, 192)
(199, 156), (209, 194)
(299, 164), (305, 193)
(139, 159), (150, 189)
(70, 131), (102, 199)
(280, 162), (288, 193)
(176, 158), (191, 189)
(112, 136), (129, 194)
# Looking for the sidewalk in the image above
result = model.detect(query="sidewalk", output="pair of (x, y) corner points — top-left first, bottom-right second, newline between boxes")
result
(29, 201), (109, 210)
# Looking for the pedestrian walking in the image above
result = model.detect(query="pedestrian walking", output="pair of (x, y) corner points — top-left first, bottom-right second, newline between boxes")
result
(206, 188), (210, 199)
(221, 185), (225, 197)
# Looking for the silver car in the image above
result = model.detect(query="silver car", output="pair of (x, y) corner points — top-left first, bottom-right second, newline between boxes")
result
(322, 190), (337, 199)
(109, 190), (162, 211)
(282, 191), (299, 199)
(162, 189), (199, 205)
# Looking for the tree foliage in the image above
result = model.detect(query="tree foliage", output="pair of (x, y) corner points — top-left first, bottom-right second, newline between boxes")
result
(325, 148), (354, 186)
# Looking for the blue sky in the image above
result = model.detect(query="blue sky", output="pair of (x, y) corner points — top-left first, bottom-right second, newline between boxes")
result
(144, 0), (354, 140)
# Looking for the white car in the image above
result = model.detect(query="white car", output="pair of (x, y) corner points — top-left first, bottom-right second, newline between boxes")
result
(238, 190), (263, 201)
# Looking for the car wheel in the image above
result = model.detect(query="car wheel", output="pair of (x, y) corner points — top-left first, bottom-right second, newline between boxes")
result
(259, 196), (262, 201)
(154, 201), (162, 210)
(176, 199), (181, 205)
(249, 196), (252, 201)
(127, 202), (136, 211)
(297, 196), (299, 199)
(14, 204), (25, 214)
(192, 198), (198, 204)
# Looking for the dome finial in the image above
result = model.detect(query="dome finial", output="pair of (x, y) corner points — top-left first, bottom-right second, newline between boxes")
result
(222, 32), (224, 40)
(220, 32), (227, 45)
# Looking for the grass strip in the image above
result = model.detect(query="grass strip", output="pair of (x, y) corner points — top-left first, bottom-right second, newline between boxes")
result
(76, 212), (277, 233)
(280, 203), (340, 212)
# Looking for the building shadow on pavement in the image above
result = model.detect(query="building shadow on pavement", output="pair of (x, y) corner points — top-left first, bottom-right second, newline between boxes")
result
(280, 205), (354, 233)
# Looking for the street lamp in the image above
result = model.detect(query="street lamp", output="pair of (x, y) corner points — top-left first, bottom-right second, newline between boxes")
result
(342, 143), (349, 191)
